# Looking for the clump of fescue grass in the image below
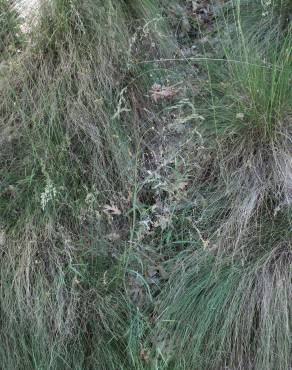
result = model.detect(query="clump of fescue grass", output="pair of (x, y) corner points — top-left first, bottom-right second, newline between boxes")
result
(153, 0), (291, 258)
(196, 1), (292, 253)
(155, 212), (291, 369)
(0, 227), (132, 369)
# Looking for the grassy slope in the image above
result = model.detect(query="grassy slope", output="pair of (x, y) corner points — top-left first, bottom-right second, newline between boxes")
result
(0, 0), (291, 369)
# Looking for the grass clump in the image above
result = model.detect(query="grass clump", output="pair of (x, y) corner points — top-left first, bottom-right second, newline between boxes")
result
(154, 209), (291, 369)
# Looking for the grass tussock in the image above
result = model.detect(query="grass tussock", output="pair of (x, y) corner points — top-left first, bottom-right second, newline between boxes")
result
(0, 0), (291, 369)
